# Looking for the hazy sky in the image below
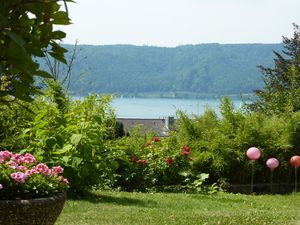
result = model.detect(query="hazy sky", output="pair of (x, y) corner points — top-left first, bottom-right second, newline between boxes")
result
(61, 0), (300, 47)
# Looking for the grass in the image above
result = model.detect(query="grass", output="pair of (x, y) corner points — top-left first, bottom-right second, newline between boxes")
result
(56, 191), (300, 225)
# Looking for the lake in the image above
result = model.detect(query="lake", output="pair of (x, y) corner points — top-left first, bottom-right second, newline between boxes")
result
(111, 97), (244, 118)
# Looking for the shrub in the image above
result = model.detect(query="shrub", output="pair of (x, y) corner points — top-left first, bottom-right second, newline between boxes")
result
(0, 93), (119, 192)
(171, 97), (300, 186)
(108, 132), (195, 191)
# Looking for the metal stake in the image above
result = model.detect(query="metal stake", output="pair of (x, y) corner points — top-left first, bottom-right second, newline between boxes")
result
(251, 160), (255, 194)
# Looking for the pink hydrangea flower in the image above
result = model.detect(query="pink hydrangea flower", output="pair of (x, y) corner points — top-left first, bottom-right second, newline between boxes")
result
(0, 150), (12, 160)
(59, 176), (69, 185)
(22, 153), (36, 164)
(36, 163), (52, 175)
(51, 166), (64, 175)
(25, 170), (34, 176)
(17, 166), (27, 171)
(62, 178), (69, 185)
(11, 172), (26, 183)
(25, 168), (39, 176)
(11, 153), (24, 164)
(7, 160), (18, 169)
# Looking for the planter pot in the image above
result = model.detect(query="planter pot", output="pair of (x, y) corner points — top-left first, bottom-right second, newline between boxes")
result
(0, 192), (66, 225)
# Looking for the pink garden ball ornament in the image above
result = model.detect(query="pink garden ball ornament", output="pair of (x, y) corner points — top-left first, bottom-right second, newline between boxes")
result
(246, 147), (261, 160)
(266, 158), (279, 171)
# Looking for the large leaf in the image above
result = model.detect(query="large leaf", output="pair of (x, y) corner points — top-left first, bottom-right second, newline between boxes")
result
(70, 134), (83, 146)
(51, 30), (66, 40)
(8, 32), (26, 47)
(51, 11), (71, 25)
(45, 137), (57, 149)
(53, 144), (72, 155)
(71, 157), (83, 168)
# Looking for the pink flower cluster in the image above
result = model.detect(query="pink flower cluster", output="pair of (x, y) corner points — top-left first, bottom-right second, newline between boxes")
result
(11, 172), (26, 183)
(0, 150), (69, 190)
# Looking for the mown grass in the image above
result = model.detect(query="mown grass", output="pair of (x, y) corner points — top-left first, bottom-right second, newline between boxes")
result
(56, 191), (300, 225)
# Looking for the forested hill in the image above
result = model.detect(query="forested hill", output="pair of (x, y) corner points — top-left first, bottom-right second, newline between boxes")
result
(60, 43), (282, 98)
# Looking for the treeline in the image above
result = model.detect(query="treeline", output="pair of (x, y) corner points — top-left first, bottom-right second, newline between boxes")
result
(53, 43), (282, 97)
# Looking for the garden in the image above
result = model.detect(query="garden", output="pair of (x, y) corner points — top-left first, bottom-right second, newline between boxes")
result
(2, 1), (300, 224)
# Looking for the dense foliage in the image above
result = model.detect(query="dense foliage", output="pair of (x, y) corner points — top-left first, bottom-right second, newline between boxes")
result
(0, 0), (71, 104)
(0, 83), (119, 192)
(51, 43), (282, 98)
(251, 24), (300, 114)
(107, 134), (210, 192)
(170, 97), (300, 187)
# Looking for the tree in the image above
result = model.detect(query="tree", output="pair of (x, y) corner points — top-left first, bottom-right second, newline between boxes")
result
(250, 24), (300, 114)
(0, 0), (72, 104)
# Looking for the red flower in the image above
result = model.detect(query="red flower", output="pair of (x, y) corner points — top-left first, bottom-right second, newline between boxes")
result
(146, 141), (152, 146)
(137, 159), (148, 165)
(182, 145), (190, 152)
(165, 157), (174, 165)
(152, 137), (160, 142)
(131, 155), (139, 162)
(182, 145), (190, 155)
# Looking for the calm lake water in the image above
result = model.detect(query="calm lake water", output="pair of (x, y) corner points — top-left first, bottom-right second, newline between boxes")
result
(111, 98), (244, 118)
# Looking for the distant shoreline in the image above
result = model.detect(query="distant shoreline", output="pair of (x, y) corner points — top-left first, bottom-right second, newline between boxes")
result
(73, 92), (255, 101)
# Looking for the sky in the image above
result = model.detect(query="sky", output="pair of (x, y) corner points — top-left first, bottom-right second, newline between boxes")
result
(61, 0), (300, 47)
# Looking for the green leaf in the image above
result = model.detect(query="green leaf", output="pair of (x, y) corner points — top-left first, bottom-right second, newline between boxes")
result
(62, 156), (71, 164)
(52, 146), (70, 155)
(51, 30), (66, 40)
(46, 137), (57, 149)
(8, 40), (27, 60)
(51, 11), (71, 25)
(35, 70), (53, 78)
(71, 157), (83, 168)
(49, 51), (67, 64)
(8, 32), (26, 47)
(70, 134), (83, 146)
(197, 173), (209, 180)
(18, 128), (31, 139)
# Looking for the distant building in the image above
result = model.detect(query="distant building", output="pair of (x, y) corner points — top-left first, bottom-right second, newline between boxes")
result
(117, 117), (175, 137)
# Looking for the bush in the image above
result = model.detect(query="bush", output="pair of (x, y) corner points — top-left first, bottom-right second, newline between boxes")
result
(107, 132), (195, 191)
(170, 97), (300, 186)
(0, 90), (119, 192)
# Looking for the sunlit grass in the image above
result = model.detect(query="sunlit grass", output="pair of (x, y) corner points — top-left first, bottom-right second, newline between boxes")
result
(56, 191), (300, 225)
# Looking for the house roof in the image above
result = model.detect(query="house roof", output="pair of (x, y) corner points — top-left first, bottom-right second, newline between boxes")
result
(117, 118), (171, 137)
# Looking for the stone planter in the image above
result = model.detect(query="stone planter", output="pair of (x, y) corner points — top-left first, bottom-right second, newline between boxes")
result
(0, 192), (66, 225)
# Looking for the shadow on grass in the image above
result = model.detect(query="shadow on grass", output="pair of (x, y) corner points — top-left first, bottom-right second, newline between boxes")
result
(67, 191), (158, 208)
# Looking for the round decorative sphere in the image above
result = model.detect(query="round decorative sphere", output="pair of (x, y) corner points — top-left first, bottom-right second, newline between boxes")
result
(266, 158), (279, 170)
(246, 147), (261, 160)
(290, 156), (300, 167)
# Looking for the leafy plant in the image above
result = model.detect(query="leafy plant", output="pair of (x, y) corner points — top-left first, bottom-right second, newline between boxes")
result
(0, 0), (72, 104)
(0, 93), (119, 192)
(0, 150), (69, 200)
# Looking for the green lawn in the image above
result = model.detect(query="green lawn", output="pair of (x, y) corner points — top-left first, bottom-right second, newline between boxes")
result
(56, 191), (300, 225)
